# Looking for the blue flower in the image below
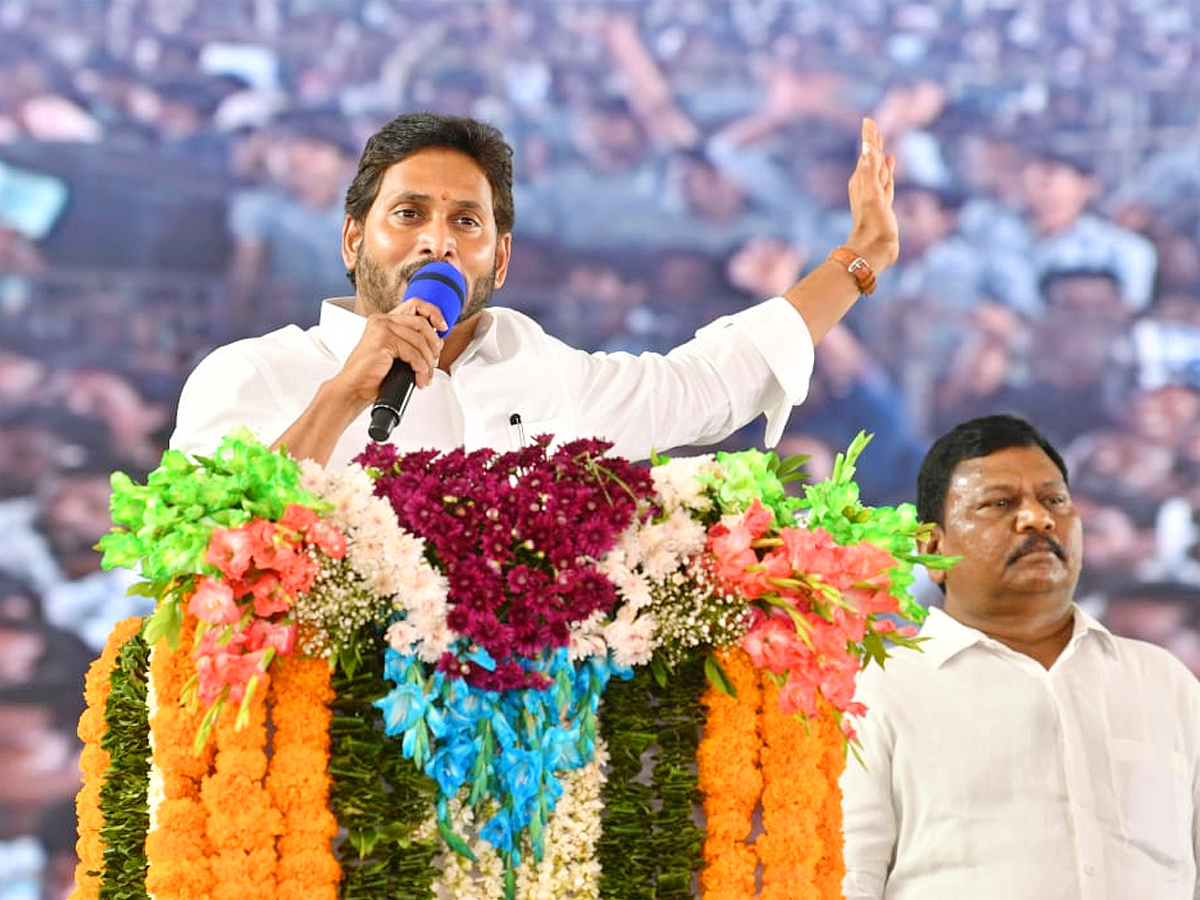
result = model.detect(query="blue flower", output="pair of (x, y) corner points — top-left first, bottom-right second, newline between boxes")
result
(382, 646), (419, 684)
(489, 705), (519, 749)
(375, 681), (426, 735)
(542, 724), (583, 770)
(480, 809), (514, 854)
(466, 643), (497, 671)
(498, 746), (543, 813)
(429, 739), (476, 797)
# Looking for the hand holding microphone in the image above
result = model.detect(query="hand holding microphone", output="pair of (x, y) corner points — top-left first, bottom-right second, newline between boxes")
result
(367, 260), (466, 442)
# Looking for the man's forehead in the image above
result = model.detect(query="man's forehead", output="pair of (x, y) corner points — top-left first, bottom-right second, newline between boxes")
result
(948, 446), (1065, 492)
(379, 148), (493, 202)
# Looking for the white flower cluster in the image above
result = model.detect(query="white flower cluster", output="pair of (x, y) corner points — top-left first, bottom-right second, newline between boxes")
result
(647, 558), (753, 666)
(295, 461), (450, 658)
(573, 453), (744, 669)
(579, 506), (710, 667)
(432, 796), (507, 900)
(146, 643), (164, 838)
(649, 454), (721, 516)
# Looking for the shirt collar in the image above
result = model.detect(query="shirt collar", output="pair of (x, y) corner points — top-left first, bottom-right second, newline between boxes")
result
(919, 602), (1119, 668)
(315, 299), (502, 367)
(450, 309), (500, 368)
(316, 298), (365, 362)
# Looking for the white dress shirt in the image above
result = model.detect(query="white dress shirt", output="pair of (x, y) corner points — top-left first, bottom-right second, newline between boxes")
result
(842, 605), (1200, 900)
(171, 296), (814, 465)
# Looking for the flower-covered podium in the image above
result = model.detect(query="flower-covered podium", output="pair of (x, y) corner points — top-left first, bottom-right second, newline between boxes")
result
(72, 431), (946, 900)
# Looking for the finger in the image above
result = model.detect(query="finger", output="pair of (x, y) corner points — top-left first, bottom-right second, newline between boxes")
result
(369, 314), (443, 374)
(385, 338), (440, 388)
(393, 321), (443, 373)
(392, 298), (451, 333)
(861, 116), (883, 155)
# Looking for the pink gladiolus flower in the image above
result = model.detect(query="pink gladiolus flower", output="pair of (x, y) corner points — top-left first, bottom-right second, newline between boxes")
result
(245, 519), (279, 553)
(741, 609), (805, 674)
(205, 527), (256, 579)
(194, 654), (224, 705)
(269, 545), (317, 595)
(843, 700), (867, 719)
(742, 499), (774, 538)
(830, 605), (869, 643)
(279, 503), (319, 534)
(779, 527), (841, 578)
(188, 577), (240, 625)
(840, 716), (859, 743)
(245, 618), (297, 656)
(215, 648), (267, 703)
(248, 571), (290, 616)
(305, 519), (347, 558)
(739, 547), (794, 599)
(778, 670), (819, 717)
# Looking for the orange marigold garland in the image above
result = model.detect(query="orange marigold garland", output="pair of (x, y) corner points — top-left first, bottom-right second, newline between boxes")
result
(71, 616), (143, 900)
(759, 676), (828, 900)
(145, 614), (215, 900)
(200, 660), (282, 900)
(266, 656), (341, 900)
(698, 654), (848, 900)
(697, 647), (763, 900)
(813, 701), (847, 899)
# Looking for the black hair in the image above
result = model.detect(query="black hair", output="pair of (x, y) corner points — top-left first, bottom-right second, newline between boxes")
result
(893, 179), (967, 212)
(345, 111), (513, 229)
(0, 679), (87, 733)
(916, 414), (1068, 526)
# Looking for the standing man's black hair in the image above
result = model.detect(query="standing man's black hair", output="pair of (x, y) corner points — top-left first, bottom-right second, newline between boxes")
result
(916, 413), (1069, 526)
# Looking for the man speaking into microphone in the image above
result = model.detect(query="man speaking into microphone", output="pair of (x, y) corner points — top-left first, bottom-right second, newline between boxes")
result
(171, 111), (898, 466)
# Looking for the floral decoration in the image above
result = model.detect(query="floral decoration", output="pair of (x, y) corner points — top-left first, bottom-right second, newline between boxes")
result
(81, 428), (950, 900)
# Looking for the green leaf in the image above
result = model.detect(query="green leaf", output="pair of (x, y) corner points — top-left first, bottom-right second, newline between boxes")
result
(436, 816), (476, 862)
(650, 655), (669, 689)
(141, 601), (182, 649)
(703, 654), (737, 699)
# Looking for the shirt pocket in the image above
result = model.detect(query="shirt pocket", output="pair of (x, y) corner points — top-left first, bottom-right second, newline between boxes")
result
(1110, 736), (1192, 867)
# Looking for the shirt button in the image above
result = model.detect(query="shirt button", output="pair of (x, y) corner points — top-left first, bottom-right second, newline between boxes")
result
(1083, 865), (1095, 876)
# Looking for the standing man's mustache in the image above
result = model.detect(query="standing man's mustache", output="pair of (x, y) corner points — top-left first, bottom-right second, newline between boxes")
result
(1007, 533), (1066, 564)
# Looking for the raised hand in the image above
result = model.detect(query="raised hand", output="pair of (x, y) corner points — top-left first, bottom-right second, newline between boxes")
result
(844, 116), (899, 274)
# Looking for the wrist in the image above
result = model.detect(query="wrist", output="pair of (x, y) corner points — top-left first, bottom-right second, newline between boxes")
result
(827, 246), (877, 296)
(842, 231), (897, 273)
(315, 377), (370, 429)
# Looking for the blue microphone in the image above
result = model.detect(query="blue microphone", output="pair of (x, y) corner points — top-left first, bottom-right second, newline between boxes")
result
(367, 260), (466, 442)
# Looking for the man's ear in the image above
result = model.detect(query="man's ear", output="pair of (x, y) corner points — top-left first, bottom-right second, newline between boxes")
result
(492, 232), (512, 290)
(920, 525), (948, 587)
(341, 216), (362, 270)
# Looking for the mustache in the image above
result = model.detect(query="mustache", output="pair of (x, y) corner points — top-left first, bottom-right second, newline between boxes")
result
(1007, 533), (1066, 564)
(399, 258), (446, 283)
